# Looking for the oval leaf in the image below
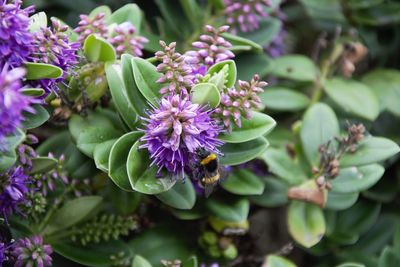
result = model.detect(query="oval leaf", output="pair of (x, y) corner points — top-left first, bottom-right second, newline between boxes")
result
(250, 177), (289, 208)
(220, 137), (269, 166)
(29, 157), (58, 174)
(25, 62), (63, 80)
(259, 87), (310, 111)
(84, 34), (116, 62)
(77, 126), (121, 158)
(132, 255), (152, 267)
(156, 179), (196, 209)
(206, 198), (250, 222)
(132, 57), (162, 106)
(191, 83), (221, 108)
(22, 104), (50, 129)
(221, 169), (265, 195)
(264, 255), (297, 267)
(93, 139), (117, 172)
(207, 60), (237, 88)
(326, 191), (359, 211)
(269, 55), (319, 82)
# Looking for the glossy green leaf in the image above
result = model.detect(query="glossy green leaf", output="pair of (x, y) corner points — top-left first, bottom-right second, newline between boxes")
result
(121, 54), (149, 117)
(331, 164), (384, 193)
(156, 179), (196, 210)
(264, 255), (297, 267)
(347, 0), (382, 9)
(326, 191), (359, 210)
(191, 83), (221, 108)
(220, 137), (269, 166)
(109, 132), (142, 191)
(22, 104), (49, 129)
(250, 177), (289, 207)
(84, 34), (116, 62)
(238, 18), (282, 47)
(53, 240), (131, 267)
(29, 12), (47, 32)
(25, 62), (63, 80)
(69, 112), (116, 142)
(221, 169), (264, 195)
(206, 198), (249, 222)
(288, 201), (326, 248)
(182, 256), (198, 267)
(259, 87), (310, 111)
(300, 103), (340, 167)
(132, 255), (152, 267)
(29, 157), (58, 174)
(179, 0), (203, 29)
(93, 139), (117, 172)
(106, 4), (142, 32)
(131, 57), (162, 106)
(89, 5), (111, 19)
(378, 247), (400, 267)
(219, 111), (276, 143)
(236, 53), (271, 81)
(340, 137), (400, 167)
(362, 69), (400, 117)
(126, 141), (176, 194)
(77, 126), (121, 158)
(261, 148), (308, 185)
(105, 62), (139, 130)
(0, 149), (17, 172)
(352, 3), (400, 26)
(207, 60), (237, 88)
(45, 196), (102, 235)
(20, 88), (45, 97)
(324, 78), (380, 120)
(86, 73), (108, 102)
(269, 55), (319, 82)
(4, 128), (25, 151)
(221, 32), (262, 52)
(336, 263), (366, 267)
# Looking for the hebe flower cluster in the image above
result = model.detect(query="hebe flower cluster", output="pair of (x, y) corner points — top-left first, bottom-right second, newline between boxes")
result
(0, 167), (29, 217)
(75, 12), (108, 43)
(215, 74), (266, 130)
(11, 235), (53, 267)
(140, 95), (222, 179)
(155, 41), (195, 97)
(224, 0), (272, 33)
(0, 0), (34, 68)
(109, 22), (148, 57)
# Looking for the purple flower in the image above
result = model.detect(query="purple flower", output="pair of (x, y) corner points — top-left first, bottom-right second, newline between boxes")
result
(140, 95), (223, 178)
(0, 0), (34, 68)
(74, 12), (108, 44)
(214, 74), (266, 131)
(108, 22), (148, 58)
(266, 29), (287, 58)
(0, 167), (29, 217)
(11, 235), (53, 267)
(184, 25), (234, 72)
(0, 65), (34, 150)
(30, 18), (80, 94)
(224, 0), (272, 33)
(155, 41), (195, 97)
(0, 242), (6, 265)
(201, 264), (220, 267)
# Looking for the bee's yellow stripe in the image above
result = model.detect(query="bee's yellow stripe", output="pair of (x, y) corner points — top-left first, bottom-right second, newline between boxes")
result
(200, 153), (217, 165)
(202, 173), (220, 184)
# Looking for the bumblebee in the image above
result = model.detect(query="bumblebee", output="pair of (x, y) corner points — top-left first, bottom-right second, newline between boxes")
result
(195, 148), (226, 197)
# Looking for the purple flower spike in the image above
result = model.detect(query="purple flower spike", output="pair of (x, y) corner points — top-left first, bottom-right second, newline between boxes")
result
(11, 235), (53, 267)
(184, 25), (234, 73)
(0, 65), (34, 150)
(0, 0), (34, 68)
(74, 12), (108, 43)
(224, 0), (272, 33)
(214, 74), (267, 131)
(0, 167), (29, 217)
(108, 22), (148, 58)
(0, 242), (6, 265)
(30, 18), (80, 95)
(140, 95), (223, 179)
(155, 41), (195, 97)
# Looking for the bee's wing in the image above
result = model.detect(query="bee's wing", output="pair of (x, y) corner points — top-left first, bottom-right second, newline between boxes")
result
(204, 184), (215, 198)
(218, 166), (230, 182)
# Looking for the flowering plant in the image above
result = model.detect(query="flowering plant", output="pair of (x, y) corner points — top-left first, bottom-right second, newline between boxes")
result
(2, 0), (400, 267)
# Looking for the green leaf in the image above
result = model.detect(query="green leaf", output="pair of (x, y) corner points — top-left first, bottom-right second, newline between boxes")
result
(347, 0), (382, 9)
(20, 88), (45, 97)
(336, 263), (366, 267)
(69, 112), (116, 142)
(0, 149), (17, 172)
(324, 78), (380, 120)
(182, 256), (198, 267)
(53, 240), (131, 267)
(288, 201), (326, 248)
(4, 128), (25, 151)
(77, 126), (121, 158)
(238, 18), (282, 47)
(362, 69), (400, 117)
(106, 4), (142, 32)
(352, 3), (400, 26)
(250, 177), (289, 208)
(45, 196), (102, 235)
(126, 141), (176, 194)
(219, 111), (276, 143)
(260, 148), (308, 185)
(22, 104), (50, 129)
(156, 179), (196, 210)
(331, 164), (384, 193)
(378, 247), (400, 267)
(264, 255), (297, 267)
(29, 12), (47, 32)
(207, 60), (237, 88)
(132, 255), (152, 267)
(121, 54), (149, 117)
(326, 191), (359, 210)
(109, 132), (142, 191)
(89, 5), (112, 19)
(93, 139), (117, 172)
(221, 169), (265, 195)
(300, 103), (340, 167)
(221, 32), (262, 52)
(206, 198), (249, 222)
(191, 83), (221, 108)
(105, 62), (139, 130)
(269, 55), (319, 82)
(259, 87), (310, 111)
(220, 137), (269, 166)
(340, 137), (400, 167)
(131, 57), (162, 106)
(84, 34), (116, 62)
(236, 53), (271, 81)
(179, 0), (203, 29)
(29, 157), (58, 174)
(25, 62), (63, 80)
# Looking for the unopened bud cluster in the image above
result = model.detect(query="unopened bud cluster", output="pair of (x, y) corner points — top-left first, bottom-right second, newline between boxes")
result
(109, 22), (148, 57)
(198, 230), (238, 260)
(75, 13), (108, 43)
